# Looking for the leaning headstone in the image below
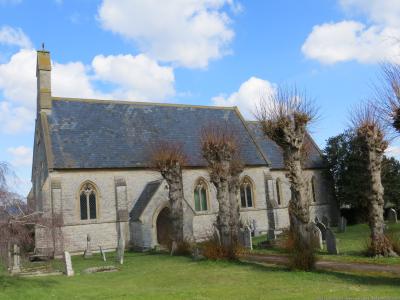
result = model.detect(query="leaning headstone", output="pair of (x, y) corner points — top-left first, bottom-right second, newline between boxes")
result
(242, 226), (253, 250)
(63, 251), (74, 276)
(83, 234), (92, 258)
(99, 246), (106, 262)
(316, 221), (327, 241)
(388, 208), (398, 223)
(325, 228), (338, 255)
(338, 216), (347, 233)
(10, 244), (21, 274)
(116, 236), (125, 264)
(310, 223), (323, 250)
(322, 216), (330, 228)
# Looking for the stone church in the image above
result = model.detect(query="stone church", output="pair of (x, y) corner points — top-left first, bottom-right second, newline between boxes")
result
(28, 50), (338, 254)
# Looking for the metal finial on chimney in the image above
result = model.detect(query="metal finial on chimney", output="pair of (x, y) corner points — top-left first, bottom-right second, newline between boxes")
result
(41, 42), (45, 50)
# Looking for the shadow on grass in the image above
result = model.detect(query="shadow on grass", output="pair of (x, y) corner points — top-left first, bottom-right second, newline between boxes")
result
(234, 259), (400, 288)
(0, 274), (58, 290)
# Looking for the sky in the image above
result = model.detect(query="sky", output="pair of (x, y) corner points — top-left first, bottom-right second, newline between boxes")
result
(1, 0), (400, 196)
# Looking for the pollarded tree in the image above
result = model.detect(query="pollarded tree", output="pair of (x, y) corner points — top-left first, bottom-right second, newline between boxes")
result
(378, 63), (400, 131)
(351, 105), (397, 257)
(201, 125), (243, 250)
(150, 142), (186, 249)
(256, 86), (317, 269)
(228, 157), (244, 246)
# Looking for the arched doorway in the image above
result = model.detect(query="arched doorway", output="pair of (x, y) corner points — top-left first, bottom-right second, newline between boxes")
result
(156, 207), (172, 247)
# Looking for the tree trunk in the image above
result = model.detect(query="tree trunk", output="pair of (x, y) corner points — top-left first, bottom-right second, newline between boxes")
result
(161, 163), (184, 245)
(228, 173), (241, 245)
(367, 144), (397, 257)
(284, 148), (312, 252)
(216, 179), (231, 248)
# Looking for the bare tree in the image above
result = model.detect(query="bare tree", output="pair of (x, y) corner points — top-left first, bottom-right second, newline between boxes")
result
(377, 63), (400, 132)
(256, 86), (318, 269)
(201, 125), (243, 251)
(351, 104), (397, 257)
(150, 142), (186, 249)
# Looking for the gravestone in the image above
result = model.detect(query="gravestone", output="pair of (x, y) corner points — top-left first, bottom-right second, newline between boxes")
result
(316, 222), (327, 241)
(310, 223), (323, 250)
(99, 246), (106, 262)
(10, 244), (21, 274)
(83, 234), (92, 258)
(63, 251), (74, 276)
(239, 226), (253, 250)
(116, 236), (125, 265)
(325, 228), (338, 255)
(213, 227), (221, 246)
(322, 216), (330, 228)
(170, 241), (177, 256)
(252, 219), (258, 236)
(388, 208), (398, 223)
(338, 216), (347, 233)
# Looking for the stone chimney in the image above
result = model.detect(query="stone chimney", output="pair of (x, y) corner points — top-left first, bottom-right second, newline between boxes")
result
(36, 49), (52, 113)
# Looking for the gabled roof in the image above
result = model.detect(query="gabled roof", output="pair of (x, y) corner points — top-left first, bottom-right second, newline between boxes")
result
(47, 98), (268, 169)
(130, 180), (163, 221)
(246, 121), (325, 169)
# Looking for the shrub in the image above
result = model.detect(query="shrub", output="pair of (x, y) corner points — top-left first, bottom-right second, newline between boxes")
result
(201, 238), (244, 260)
(285, 230), (316, 271)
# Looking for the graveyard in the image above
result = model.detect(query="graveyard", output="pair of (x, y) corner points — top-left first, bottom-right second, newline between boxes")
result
(0, 223), (399, 300)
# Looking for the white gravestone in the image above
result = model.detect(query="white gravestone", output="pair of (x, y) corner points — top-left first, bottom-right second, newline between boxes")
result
(116, 236), (125, 265)
(83, 234), (92, 258)
(10, 244), (21, 274)
(99, 246), (106, 262)
(63, 251), (74, 276)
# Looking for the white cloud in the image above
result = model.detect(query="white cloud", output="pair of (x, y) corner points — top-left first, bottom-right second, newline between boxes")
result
(0, 47), (176, 133)
(0, 102), (34, 134)
(7, 146), (32, 167)
(212, 76), (275, 119)
(302, 1), (400, 64)
(0, 26), (32, 49)
(92, 54), (175, 100)
(0, 49), (36, 108)
(97, 0), (237, 68)
(340, 0), (400, 27)
(386, 145), (400, 159)
(302, 21), (400, 64)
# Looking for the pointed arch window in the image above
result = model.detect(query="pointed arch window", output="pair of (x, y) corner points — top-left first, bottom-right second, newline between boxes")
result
(311, 176), (317, 203)
(80, 183), (97, 220)
(240, 177), (254, 208)
(194, 179), (208, 212)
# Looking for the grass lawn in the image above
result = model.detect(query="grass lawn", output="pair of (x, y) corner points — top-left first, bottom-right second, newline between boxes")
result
(1, 251), (400, 300)
(252, 223), (400, 265)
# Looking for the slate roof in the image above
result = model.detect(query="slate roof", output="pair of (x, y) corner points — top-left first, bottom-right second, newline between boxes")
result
(130, 180), (163, 221)
(47, 98), (267, 169)
(246, 121), (325, 169)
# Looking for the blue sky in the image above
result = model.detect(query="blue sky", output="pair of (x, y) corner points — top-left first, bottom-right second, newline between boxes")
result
(0, 0), (400, 195)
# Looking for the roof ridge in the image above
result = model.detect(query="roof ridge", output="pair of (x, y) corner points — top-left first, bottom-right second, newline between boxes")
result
(52, 96), (235, 110)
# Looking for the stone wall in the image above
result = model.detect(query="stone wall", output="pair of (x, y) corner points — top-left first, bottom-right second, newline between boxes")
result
(34, 166), (338, 253)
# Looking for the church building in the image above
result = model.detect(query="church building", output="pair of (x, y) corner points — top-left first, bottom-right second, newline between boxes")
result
(29, 49), (338, 254)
